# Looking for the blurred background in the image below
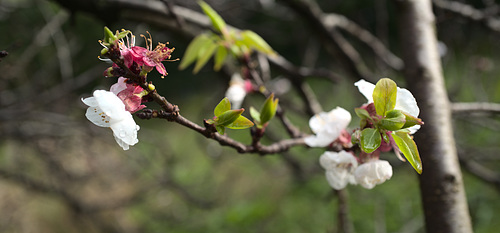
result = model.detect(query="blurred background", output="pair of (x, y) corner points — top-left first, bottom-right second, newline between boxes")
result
(0, 0), (499, 232)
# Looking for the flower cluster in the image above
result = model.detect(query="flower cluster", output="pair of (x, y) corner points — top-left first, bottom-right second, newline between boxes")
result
(83, 28), (174, 150)
(307, 78), (423, 190)
(319, 150), (393, 189)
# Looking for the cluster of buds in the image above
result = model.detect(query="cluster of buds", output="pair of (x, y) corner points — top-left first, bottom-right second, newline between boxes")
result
(82, 27), (174, 150)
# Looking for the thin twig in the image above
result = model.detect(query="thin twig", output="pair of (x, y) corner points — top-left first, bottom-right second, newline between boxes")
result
(451, 102), (500, 115)
(433, 0), (500, 33)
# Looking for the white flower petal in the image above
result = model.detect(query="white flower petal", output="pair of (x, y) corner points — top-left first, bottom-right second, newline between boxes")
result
(354, 79), (375, 103)
(408, 125), (421, 134)
(225, 84), (246, 109)
(325, 170), (350, 190)
(305, 132), (335, 147)
(395, 87), (419, 117)
(307, 107), (351, 147)
(114, 134), (130, 150)
(85, 106), (111, 127)
(319, 151), (358, 170)
(93, 90), (127, 121)
(354, 160), (393, 189)
(83, 90), (140, 150)
(81, 96), (98, 107)
(110, 115), (140, 146)
(319, 151), (358, 190)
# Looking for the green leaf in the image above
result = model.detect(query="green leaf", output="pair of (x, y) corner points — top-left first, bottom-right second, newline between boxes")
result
(226, 115), (254, 129)
(380, 109), (406, 131)
(215, 125), (226, 135)
(259, 93), (278, 125)
(240, 30), (274, 55)
(214, 97), (231, 116)
(193, 41), (218, 73)
(392, 131), (423, 174)
(373, 78), (398, 116)
(401, 111), (424, 129)
(216, 109), (244, 126)
(179, 34), (212, 70)
(360, 128), (382, 153)
(199, 1), (227, 34)
(250, 107), (261, 124)
(355, 108), (371, 119)
(213, 44), (228, 71)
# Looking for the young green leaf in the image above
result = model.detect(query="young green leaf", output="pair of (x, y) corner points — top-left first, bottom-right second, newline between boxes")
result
(216, 109), (244, 126)
(213, 44), (228, 71)
(226, 115), (254, 129)
(193, 42), (218, 73)
(360, 128), (382, 153)
(372, 78), (397, 116)
(401, 111), (424, 129)
(199, 1), (227, 34)
(380, 109), (406, 131)
(179, 34), (212, 70)
(214, 97), (231, 116)
(392, 131), (423, 174)
(259, 93), (278, 125)
(215, 125), (226, 135)
(250, 106), (261, 124)
(355, 108), (371, 120)
(240, 30), (274, 55)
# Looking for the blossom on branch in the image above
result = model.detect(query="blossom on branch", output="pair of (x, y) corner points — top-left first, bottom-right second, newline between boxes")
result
(82, 90), (140, 150)
(130, 33), (175, 77)
(319, 150), (358, 190)
(354, 79), (421, 133)
(354, 159), (393, 189)
(305, 107), (351, 147)
(225, 73), (252, 109)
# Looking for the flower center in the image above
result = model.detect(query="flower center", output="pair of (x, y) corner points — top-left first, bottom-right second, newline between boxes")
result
(148, 43), (174, 63)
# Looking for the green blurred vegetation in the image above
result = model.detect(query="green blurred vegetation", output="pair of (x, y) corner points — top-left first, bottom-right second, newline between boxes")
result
(0, 0), (500, 232)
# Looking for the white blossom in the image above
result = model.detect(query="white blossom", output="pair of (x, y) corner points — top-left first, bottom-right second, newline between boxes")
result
(354, 160), (393, 189)
(225, 73), (247, 109)
(305, 107), (351, 147)
(319, 151), (358, 190)
(354, 79), (421, 133)
(82, 90), (140, 150)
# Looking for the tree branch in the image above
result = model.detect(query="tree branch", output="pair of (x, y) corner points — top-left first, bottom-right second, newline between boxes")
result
(433, 0), (500, 33)
(458, 152), (500, 192)
(451, 102), (500, 115)
(322, 13), (404, 71)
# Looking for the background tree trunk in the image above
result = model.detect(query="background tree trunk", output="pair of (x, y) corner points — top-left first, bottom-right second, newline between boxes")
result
(394, 1), (473, 232)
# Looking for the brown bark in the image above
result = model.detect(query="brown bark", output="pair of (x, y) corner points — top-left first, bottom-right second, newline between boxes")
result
(394, 1), (473, 232)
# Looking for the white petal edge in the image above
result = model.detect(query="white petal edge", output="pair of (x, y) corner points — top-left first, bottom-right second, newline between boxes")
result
(354, 79), (375, 103)
(395, 87), (420, 117)
(82, 96), (98, 107)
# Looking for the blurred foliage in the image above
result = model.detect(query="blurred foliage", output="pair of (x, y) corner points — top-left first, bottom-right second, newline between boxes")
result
(1, 0), (500, 233)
